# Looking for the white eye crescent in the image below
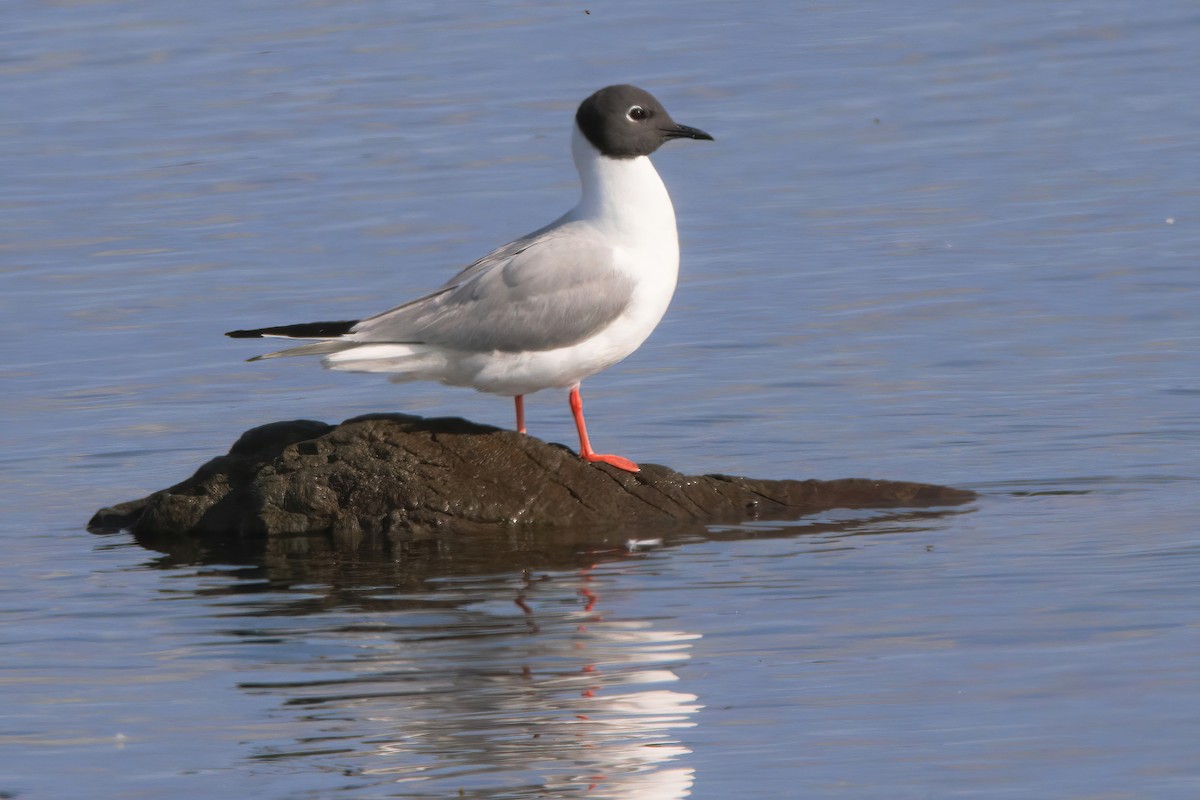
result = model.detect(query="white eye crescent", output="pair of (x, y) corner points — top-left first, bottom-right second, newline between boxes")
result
(627, 105), (649, 121)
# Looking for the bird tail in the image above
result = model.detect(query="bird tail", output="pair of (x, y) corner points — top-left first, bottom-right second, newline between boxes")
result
(226, 319), (442, 376)
(323, 344), (445, 377)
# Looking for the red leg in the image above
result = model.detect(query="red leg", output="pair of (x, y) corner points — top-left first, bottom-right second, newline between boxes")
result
(514, 394), (526, 434)
(568, 385), (639, 472)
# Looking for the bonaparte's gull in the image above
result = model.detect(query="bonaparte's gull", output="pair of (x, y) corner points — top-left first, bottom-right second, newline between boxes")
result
(227, 84), (712, 472)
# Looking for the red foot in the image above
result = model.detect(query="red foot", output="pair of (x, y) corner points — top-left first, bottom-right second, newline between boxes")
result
(568, 385), (639, 472)
(582, 452), (640, 472)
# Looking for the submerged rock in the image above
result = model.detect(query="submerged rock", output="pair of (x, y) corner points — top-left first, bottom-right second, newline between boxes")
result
(89, 414), (975, 554)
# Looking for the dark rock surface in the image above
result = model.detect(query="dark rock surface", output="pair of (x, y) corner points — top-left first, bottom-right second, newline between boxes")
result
(89, 414), (976, 555)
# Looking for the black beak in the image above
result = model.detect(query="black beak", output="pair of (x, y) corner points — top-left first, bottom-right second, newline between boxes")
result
(663, 122), (714, 142)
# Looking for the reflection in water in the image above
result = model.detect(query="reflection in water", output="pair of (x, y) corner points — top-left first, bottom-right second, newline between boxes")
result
(141, 508), (964, 798)
(223, 564), (701, 798)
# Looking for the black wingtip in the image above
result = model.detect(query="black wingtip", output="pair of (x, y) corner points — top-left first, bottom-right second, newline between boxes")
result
(225, 320), (358, 339)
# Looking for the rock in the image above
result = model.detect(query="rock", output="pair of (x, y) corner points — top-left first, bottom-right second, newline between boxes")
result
(89, 414), (975, 555)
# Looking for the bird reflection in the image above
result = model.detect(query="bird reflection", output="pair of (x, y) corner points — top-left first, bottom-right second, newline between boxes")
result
(238, 563), (701, 798)
(509, 564), (701, 798)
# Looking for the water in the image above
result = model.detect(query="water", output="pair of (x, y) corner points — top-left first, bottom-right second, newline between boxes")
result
(3, 0), (1198, 797)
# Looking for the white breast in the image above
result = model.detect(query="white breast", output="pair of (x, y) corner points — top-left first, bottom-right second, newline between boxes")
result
(565, 126), (680, 354)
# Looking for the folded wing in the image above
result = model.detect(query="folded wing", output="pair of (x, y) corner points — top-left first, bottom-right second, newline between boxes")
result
(351, 223), (635, 353)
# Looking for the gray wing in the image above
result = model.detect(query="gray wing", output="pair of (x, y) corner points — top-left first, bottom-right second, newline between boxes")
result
(351, 222), (635, 353)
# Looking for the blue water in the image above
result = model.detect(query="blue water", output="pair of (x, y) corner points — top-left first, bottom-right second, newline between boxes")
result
(3, 1), (1198, 797)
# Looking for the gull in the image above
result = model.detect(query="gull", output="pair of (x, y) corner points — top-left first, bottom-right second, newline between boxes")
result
(227, 84), (712, 472)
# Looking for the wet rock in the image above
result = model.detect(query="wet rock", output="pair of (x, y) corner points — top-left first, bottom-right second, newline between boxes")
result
(89, 414), (975, 554)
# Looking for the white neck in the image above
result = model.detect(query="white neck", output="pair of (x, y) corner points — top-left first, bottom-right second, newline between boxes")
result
(567, 126), (678, 240)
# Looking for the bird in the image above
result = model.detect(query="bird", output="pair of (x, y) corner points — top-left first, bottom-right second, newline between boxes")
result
(227, 84), (712, 473)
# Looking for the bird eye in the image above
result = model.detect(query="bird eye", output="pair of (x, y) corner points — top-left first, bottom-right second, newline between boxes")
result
(627, 105), (649, 121)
